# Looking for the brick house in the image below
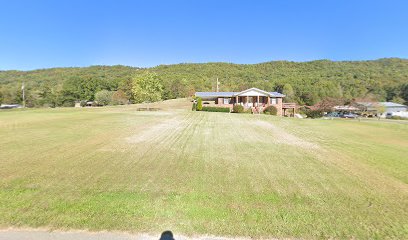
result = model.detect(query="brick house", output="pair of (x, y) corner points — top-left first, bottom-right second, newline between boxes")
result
(195, 87), (295, 116)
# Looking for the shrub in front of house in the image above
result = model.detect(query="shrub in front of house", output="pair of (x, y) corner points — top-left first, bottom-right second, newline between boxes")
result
(192, 103), (197, 111)
(263, 106), (278, 115)
(232, 105), (244, 113)
(196, 97), (203, 111)
(305, 109), (324, 119)
(201, 106), (230, 112)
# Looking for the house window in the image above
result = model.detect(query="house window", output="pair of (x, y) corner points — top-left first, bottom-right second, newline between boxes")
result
(270, 98), (277, 104)
(223, 98), (230, 104)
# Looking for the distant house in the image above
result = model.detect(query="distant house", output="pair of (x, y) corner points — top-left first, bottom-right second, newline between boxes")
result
(195, 87), (295, 116)
(355, 102), (408, 117)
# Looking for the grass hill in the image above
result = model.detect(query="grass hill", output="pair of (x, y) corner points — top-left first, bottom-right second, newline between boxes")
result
(1, 58), (408, 106)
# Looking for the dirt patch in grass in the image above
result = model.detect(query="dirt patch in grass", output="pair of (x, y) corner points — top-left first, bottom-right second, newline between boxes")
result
(254, 120), (320, 149)
(126, 117), (186, 144)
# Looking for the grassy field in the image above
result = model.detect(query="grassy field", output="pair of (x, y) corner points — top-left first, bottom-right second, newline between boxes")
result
(0, 99), (407, 239)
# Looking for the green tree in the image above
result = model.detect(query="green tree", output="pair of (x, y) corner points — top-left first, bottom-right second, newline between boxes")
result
(2, 58), (408, 108)
(167, 78), (189, 99)
(391, 96), (405, 104)
(300, 92), (319, 106)
(61, 76), (102, 103)
(0, 91), (3, 105)
(196, 97), (203, 111)
(38, 82), (59, 107)
(282, 83), (295, 102)
(95, 90), (114, 106)
(401, 84), (408, 104)
(131, 72), (163, 103)
(118, 78), (134, 102)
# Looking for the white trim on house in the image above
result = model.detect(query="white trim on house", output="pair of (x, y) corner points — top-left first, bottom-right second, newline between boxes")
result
(233, 88), (272, 97)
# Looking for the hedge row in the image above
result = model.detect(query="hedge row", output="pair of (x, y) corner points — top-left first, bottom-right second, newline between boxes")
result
(201, 106), (231, 112)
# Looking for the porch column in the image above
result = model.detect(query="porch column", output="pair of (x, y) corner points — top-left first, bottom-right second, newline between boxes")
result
(246, 96), (249, 106)
(235, 96), (238, 104)
(267, 96), (270, 106)
(257, 96), (259, 106)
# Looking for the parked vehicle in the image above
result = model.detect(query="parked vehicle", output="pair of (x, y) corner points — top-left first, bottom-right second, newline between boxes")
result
(0, 104), (22, 109)
(341, 113), (358, 119)
(324, 112), (341, 118)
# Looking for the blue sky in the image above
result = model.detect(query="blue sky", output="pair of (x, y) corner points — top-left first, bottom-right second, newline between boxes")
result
(1, 0), (408, 70)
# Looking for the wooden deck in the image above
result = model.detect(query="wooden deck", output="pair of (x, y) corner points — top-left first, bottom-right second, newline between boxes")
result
(283, 103), (296, 109)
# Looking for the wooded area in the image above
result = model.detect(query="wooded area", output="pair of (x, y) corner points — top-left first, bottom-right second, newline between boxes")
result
(0, 58), (407, 107)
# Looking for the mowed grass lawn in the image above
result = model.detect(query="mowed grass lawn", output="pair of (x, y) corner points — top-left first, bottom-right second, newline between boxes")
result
(0, 99), (407, 239)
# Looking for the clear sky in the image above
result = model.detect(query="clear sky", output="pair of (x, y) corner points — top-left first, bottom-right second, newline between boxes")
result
(1, 0), (408, 70)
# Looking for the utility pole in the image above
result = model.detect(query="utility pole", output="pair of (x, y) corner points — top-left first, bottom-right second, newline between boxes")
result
(216, 78), (219, 92)
(22, 82), (25, 108)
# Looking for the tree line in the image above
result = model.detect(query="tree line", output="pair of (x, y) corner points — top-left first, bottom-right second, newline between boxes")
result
(1, 58), (408, 107)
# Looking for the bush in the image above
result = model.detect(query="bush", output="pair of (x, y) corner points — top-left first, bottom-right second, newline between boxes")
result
(263, 106), (278, 115)
(80, 100), (87, 107)
(95, 90), (114, 106)
(61, 101), (75, 107)
(305, 109), (324, 119)
(192, 103), (197, 111)
(391, 116), (408, 120)
(232, 105), (244, 113)
(201, 106), (230, 112)
(196, 97), (203, 111)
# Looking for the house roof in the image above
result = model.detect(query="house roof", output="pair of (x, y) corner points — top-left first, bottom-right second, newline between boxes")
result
(333, 105), (360, 111)
(195, 88), (285, 98)
(195, 92), (235, 98)
(380, 102), (407, 107)
(356, 102), (407, 108)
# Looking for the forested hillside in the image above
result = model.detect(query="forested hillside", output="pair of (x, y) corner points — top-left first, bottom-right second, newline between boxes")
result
(1, 58), (408, 107)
